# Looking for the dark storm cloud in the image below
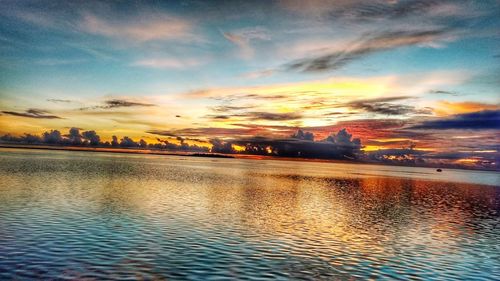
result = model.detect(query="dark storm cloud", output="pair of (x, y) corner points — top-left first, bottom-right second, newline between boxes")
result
(209, 138), (236, 154)
(79, 99), (155, 110)
(290, 129), (314, 141)
(1, 108), (62, 119)
(285, 29), (453, 73)
(410, 110), (500, 130)
(345, 96), (433, 116)
(227, 129), (362, 159)
(42, 130), (64, 144)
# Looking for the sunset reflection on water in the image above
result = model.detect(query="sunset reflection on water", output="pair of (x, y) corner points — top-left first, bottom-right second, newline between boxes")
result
(0, 148), (499, 280)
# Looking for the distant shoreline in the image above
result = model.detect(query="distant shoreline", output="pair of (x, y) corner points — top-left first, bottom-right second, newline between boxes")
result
(0, 144), (234, 158)
(1, 143), (498, 173)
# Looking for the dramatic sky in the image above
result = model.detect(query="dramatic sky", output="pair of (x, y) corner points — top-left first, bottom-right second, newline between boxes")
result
(0, 0), (499, 167)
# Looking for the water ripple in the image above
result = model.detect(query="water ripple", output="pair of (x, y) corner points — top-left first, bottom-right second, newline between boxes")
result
(0, 149), (499, 280)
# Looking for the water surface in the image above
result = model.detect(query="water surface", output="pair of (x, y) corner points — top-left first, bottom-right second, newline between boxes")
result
(0, 148), (499, 280)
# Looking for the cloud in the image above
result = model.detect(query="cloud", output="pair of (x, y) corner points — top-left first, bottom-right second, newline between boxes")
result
(148, 127), (265, 138)
(47, 99), (73, 103)
(104, 99), (155, 108)
(429, 90), (461, 96)
(367, 147), (427, 165)
(280, 0), (475, 23)
(410, 110), (500, 130)
(148, 118), (411, 143)
(434, 101), (500, 116)
(0, 127), (148, 148)
(291, 129), (314, 141)
(245, 112), (302, 121)
(327, 0), (467, 22)
(210, 105), (255, 112)
(210, 138), (236, 154)
(211, 93), (289, 102)
(345, 96), (433, 116)
(241, 69), (275, 79)
(222, 26), (271, 58)
(132, 57), (204, 69)
(223, 26), (271, 45)
(207, 111), (302, 121)
(6, 3), (200, 44)
(80, 99), (156, 110)
(148, 125), (363, 159)
(80, 12), (196, 42)
(229, 128), (363, 159)
(154, 138), (209, 152)
(82, 130), (100, 146)
(1, 109), (62, 119)
(285, 29), (455, 72)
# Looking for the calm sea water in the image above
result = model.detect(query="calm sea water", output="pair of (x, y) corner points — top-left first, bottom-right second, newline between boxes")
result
(0, 148), (499, 280)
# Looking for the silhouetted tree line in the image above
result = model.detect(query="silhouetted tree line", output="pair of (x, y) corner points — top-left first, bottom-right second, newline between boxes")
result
(0, 127), (209, 152)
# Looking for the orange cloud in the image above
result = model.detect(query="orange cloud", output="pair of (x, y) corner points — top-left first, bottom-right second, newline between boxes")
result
(435, 101), (500, 116)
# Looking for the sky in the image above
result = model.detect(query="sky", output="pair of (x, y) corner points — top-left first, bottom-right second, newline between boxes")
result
(0, 0), (499, 168)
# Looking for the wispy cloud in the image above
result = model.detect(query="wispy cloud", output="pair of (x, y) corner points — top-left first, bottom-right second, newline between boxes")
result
(80, 99), (156, 110)
(345, 96), (433, 116)
(2, 109), (62, 119)
(435, 101), (500, 116)
(206, 111), (302, 121)
(47, 99), (73, 103)
(223, 27), (270, 45)
(80, 12), (197, 42)
(280, 0), (475, 23)
(148, 127), (262, 138)
(222, 26), (271, 58)
(429, 89), (461, 96)
(285, 29), (455, 73)
(132, 57), (204, 69)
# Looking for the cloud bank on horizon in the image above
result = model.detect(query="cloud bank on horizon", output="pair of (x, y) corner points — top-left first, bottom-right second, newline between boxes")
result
(0, 0), (499, 169)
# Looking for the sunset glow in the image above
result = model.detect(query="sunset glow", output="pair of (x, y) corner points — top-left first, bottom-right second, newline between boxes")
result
(0, 0), (498, 169)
